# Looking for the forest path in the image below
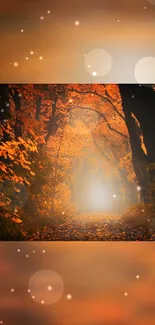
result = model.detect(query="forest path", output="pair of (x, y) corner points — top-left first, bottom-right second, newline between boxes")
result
(34, 214), (154, 241)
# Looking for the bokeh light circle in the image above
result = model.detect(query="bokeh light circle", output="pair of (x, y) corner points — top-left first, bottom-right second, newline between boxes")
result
(135, 57), (155, 83)
(29, 269), (64, 305)
(85, 49), (112, 77)
(146, 0), (155, 5)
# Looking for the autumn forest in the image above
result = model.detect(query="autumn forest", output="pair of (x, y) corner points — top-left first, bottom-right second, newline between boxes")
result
(1, 84), (155, 240)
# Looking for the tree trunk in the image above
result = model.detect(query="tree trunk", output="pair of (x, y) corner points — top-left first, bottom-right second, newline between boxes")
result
(0, 85), (10, 142)
(13, 88), (23, 139)
(119, 84), (155, 163)
(45, 97), (58, 142)
(35, 96), (41, 120)
(119, 84), (151, 203)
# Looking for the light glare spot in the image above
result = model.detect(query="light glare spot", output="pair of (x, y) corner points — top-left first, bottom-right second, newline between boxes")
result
(29, 269), (64, 305)
(47, 285), (53, 291)
(85, 49), (112, 77)
(146, 0), (155, 5)
(135, 57), (155, 83)
(75, 20), (80, 26)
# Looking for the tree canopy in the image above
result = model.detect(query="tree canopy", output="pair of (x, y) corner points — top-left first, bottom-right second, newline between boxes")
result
(1, 84), (155, 239)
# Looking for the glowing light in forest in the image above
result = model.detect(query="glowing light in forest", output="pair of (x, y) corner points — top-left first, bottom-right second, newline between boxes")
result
(88, 184), (111, 210)
(137, 186), (141, 191)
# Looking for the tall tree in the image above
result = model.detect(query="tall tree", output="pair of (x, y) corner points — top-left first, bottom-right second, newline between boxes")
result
(119, 84), (155, 203)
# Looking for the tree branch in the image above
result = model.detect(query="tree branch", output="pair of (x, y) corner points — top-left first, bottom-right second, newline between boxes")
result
(67, 105), (128, 139)
(99, 132), (120, 152)
(91, 133), (111, 162)
(69, 86), (125, 121)
(8, 87), (15, 101)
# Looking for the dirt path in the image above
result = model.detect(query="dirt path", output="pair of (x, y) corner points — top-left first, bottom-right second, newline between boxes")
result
(28, 214), (155, 241)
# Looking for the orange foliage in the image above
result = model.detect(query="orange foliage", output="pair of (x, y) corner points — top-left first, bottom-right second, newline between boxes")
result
(1, 83), (148, 227)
